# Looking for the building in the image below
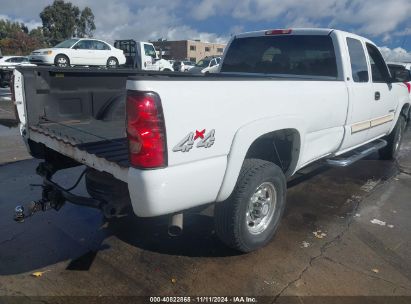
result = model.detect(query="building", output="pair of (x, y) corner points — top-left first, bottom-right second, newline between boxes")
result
(152, 40), (226, 63)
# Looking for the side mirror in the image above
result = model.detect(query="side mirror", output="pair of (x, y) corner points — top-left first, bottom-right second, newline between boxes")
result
(73, 45), (79, 50)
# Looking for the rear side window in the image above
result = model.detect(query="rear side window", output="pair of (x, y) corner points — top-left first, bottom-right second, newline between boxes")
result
(221, 35), (338, 77)
(366, 43), (390, 83)
(93, 41), (110, 50)
(346, 38), (369, 82)
(389, 65), (411, 82)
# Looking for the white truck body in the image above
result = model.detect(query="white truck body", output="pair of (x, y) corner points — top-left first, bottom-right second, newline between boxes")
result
(114, 40), (174, 72)
(14, 28), (410, 251)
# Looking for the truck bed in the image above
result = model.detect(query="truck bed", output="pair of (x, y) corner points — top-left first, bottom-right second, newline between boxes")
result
(17, 66), (340, 175)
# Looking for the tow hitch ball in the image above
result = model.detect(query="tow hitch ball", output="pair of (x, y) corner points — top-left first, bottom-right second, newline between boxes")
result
(14, 198), (60, 223)
(14, 206), (25, 223)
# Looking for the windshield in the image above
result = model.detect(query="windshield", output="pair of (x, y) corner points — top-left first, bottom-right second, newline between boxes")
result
(196, 59), (210, 67)
(54, 39), (80, 48)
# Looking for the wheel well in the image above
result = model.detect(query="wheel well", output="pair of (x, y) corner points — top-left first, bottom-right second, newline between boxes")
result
(55, 54), (68, 59)
(401, 103), (410, 121)
(245, 129), (300, 176)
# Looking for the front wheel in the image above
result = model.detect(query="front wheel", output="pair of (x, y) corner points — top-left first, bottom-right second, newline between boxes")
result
(214, 159), (286, 252)
(379, 116), (406, 160)
(54, 54), (70, 67)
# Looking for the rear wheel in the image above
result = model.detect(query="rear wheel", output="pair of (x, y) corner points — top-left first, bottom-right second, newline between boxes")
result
(106, 57), (119, 68)
(214, 159), (286, 252)
(54, 54), (70, 67)
(379, 116), (406, 160)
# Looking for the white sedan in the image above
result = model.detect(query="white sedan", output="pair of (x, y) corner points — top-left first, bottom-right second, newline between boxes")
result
(28, 38), (126, 68)
(187, 57), (221, 74)
(0, 56), (29, 68)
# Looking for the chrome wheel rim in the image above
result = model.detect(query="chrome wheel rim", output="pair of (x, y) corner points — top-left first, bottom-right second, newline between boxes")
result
(57, 57), (67, 66)
(246, 182), (277, 235)
(108, 59), (117, 66)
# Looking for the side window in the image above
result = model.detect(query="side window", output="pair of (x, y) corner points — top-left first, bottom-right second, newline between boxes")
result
(75, 40), (92, 49)
(210, 59), (216, 67)
(366, 43), (390, 83)
(346, 38), (368, 82)
(93, 41), (110, 50)
(216, 58), (221, 64)
(144, 44), (156, 57)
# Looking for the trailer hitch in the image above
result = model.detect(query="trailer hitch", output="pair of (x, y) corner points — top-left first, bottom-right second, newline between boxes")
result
(14, 162), (110, 222)
(14, 198), (61, 223)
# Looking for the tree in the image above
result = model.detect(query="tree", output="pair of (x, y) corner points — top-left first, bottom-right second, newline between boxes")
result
(76, 7), (96, 38)
(0, 19), (24, 40)
(0, 19), (46, 55)
(40, 0), (95, 45)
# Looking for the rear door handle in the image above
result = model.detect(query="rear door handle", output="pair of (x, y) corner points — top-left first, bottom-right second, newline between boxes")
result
(375, 91), (380, 100)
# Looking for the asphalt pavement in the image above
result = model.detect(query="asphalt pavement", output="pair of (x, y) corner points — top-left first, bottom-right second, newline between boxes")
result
(0, 97), (410, 303)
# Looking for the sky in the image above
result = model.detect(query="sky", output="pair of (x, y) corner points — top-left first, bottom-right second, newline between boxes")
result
(1, 0), (411, 61)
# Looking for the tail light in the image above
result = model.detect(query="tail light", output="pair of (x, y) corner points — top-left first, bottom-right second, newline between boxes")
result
(126, 91), (167, 169)
(265, 29), (292, 35)
(404, 82), (411, 93)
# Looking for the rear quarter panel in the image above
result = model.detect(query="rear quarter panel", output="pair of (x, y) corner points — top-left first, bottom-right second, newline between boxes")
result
(127, 79), (348, 166)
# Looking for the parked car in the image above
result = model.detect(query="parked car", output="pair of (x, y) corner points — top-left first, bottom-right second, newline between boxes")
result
(28, 38), (126, 68)
(173, 60), (195, 72)
(188, 56), (221, 74)
(13, 28), (411, 252)
(114, 40), (173, 71)
(0, 56), (29, 67)
(0, 56), (30, 87)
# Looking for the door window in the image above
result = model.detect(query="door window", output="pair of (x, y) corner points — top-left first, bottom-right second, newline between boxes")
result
(74, 40), (93, 50)
(366, 43), (390, 83)
(346, 38), (368, 82)
(144, 44), (156, 57)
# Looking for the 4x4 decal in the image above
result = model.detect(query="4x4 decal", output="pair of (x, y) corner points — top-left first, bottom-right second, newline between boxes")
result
(173, 129), (215, 152)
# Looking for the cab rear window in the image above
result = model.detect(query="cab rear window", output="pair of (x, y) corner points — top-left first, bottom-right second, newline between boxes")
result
(221, 35), (338, 78)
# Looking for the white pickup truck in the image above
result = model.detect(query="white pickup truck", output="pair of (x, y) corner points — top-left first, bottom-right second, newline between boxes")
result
(13, 28), (410, 252)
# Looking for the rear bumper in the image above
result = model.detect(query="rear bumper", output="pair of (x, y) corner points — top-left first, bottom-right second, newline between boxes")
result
(128, 155), (227, 217)
(28, 129), (227, 217)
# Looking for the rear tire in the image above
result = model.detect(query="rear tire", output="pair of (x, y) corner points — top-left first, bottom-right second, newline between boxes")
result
(379, 116), (406, 160)
(106, 57), (119, 68)
(214, 159), (286, 252)
(54, 54), (70, 67)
